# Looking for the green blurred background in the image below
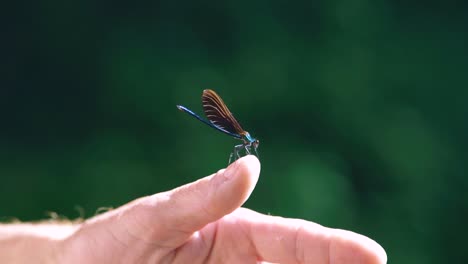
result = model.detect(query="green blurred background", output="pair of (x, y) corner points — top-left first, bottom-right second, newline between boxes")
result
(2, 0), (467, 263)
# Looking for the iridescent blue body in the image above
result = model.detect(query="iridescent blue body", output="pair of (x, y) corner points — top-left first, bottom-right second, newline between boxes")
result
(243, 133), (256, 145)
(177, 90), (259, 163)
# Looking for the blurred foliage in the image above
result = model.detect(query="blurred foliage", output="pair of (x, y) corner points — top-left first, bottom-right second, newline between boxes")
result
(1, 0), (467, 263)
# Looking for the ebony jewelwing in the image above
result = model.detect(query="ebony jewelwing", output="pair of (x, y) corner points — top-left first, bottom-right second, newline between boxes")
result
(177, 89), (259, 163)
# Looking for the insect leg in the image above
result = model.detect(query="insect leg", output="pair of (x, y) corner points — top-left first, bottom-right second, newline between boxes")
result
(228, 144), (244, 164)
(253, 144), (259, 158)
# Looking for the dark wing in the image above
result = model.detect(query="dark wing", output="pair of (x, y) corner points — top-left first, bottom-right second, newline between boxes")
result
(202, 89), (245, 135)
(177, 105), (241, 139)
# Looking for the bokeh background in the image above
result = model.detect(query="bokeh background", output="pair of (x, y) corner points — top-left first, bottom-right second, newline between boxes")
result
(2, 0), (467, 263)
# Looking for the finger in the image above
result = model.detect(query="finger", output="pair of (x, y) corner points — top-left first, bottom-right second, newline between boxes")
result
(121, 155), (260, 247)
(235, 208), (387, 264)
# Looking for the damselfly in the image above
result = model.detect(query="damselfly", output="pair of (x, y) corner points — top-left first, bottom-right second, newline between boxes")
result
(177, 89), (259, 163)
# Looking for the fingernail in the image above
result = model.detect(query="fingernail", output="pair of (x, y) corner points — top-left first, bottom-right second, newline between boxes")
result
(221, 160), (240, 181)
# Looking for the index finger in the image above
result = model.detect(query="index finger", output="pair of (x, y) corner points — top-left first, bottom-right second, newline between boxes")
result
(235, 208), (387, 264)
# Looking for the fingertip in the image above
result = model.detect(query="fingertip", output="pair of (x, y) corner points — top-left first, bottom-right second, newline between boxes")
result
(366, 237), (387, 264)
(210, 155), (261, 213)
(331, 229), (387, 264)
(359, 235), (387, 264)
(243, 154), (261, 176)
(235, 155), (261, 199)
(228, 155), (260, 178)
(228, 155), (260, 194)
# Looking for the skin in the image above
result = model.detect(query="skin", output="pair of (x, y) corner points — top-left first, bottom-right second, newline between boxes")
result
(0, 156), (387, 264)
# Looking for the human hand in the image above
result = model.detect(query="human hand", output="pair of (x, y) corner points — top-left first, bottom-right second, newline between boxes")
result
(57, 155), (386, 263)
